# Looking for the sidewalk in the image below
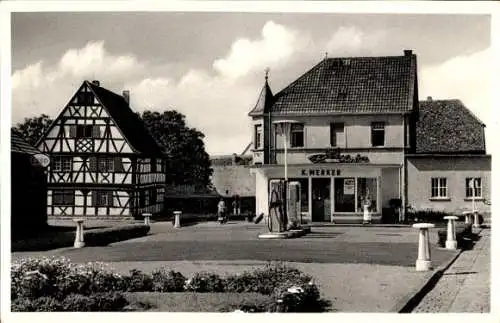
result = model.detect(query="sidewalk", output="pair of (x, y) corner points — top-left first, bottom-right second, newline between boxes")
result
(413, 228), (490, 313)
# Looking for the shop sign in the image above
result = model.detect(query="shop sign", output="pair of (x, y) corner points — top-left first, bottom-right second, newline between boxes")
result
(301, 169), (341, 176)
(344, 178), (355, 194)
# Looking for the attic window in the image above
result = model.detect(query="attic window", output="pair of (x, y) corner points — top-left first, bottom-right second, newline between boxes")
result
(337, 87), (348, 100)
(77, 92), (93, 105)
(342, 59), (351, 66)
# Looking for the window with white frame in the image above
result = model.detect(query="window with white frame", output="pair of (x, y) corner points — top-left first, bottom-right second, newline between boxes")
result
(290, 123), (304, 148)
(371, 122), (385, 147)
(254, 124), (263, 149)
(330, 123), (344, 147)
(466, 177), (482, 198)
(52, 190), (74, 206)
(431, 177), (448, 198)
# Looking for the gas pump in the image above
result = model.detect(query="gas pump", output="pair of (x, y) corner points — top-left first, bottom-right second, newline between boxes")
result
(268, 180), (302, 233)
(287, 181), (301, 229)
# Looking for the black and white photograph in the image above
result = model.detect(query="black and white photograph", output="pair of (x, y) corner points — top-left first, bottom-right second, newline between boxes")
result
(1, 1), (498, 319)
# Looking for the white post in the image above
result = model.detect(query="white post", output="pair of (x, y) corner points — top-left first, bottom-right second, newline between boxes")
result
(413, 223), (435, 271)
(73, 218), (85, 248)
(284, 127), (288, 181)
(363, 204), (370, 224)
(473, 210), (480, 228)
(444, 216), (458, 250)
(174, 210), (182, 228)
(143, 213), (152, 226)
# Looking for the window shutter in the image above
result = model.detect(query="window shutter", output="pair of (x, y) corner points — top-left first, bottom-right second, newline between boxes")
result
(89, 157), (97, 172)
(69, 125), (77, 138)
(92, 125), (100, 138)
(107, 191), (114, 207)
(114, 157), (123, 172)
(91, 190), (97, 207)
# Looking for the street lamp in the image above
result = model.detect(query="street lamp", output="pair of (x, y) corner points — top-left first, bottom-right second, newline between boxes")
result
(272, 120), (299, 181)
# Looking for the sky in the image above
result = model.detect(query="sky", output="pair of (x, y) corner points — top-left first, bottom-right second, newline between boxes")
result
(10, 12), (492, 155)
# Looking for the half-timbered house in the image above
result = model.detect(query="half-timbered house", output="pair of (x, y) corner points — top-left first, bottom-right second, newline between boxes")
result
(36, 80), (166, 218)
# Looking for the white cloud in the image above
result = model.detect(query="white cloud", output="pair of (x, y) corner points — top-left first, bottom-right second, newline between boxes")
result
(212, 21), (308, 79)
(325, 26), (386, 56)
(419, 48), (492, 152)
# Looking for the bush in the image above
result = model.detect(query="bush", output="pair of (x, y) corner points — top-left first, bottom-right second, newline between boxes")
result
(225, 262), (312, 295)
(151, 268), (186, 292)
(12, 296), (63, 312)
(272, 281), (326, 312)
(125, 269), (153, 292)
(185, 272), (225, 293)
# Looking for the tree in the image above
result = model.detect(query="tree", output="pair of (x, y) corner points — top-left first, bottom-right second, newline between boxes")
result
(12, 114), (53, 146)
(139, 110), (213, 189)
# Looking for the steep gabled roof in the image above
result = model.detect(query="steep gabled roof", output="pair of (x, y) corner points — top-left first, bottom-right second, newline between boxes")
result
(11, 130), (43, 155)
(86, 81), (163, 156)
(415, 99), (486, 154)
(250, 51), (417, 116)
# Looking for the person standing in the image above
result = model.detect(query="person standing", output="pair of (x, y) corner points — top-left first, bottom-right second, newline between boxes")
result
(218, 198), (226, 223)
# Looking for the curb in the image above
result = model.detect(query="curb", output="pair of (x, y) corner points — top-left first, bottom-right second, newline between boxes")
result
(391, 249), (462, 313)
(392, 228), (484, 313)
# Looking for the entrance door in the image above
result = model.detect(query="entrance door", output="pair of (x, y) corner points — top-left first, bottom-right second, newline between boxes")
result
(334, 178), (356, 212)
(311, 178), (331, 222)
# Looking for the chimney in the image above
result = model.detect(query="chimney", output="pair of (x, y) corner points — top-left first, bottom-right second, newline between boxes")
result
(92, 80), (100, 86)
(427, 96), (433, 101)
(122, 90), (130, 105)
(404, 49), (413, 56)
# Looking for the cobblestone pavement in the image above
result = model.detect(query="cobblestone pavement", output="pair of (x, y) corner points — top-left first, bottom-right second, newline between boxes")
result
(413, 228), (490, 313)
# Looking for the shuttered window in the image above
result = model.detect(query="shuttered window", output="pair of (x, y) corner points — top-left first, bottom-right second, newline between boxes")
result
(91, 125), (101, 138)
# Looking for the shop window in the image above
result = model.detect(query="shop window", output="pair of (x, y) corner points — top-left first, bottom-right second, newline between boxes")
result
(357, 178), (377, 212)
(330, 123), (344, 147)
(371, 122), (385, 147)
(255, 124), (263, 149)
(290, 124), (304, 148)
(466, 178), (482, 198)
(52, 190), (74, 206)
(431, 178), (448, 198)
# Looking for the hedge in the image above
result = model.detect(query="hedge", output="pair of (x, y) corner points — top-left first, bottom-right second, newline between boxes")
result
(12, 224), (150, 252)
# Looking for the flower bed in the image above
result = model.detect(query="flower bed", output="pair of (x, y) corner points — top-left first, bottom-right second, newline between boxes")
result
(11, 257), (331, 312)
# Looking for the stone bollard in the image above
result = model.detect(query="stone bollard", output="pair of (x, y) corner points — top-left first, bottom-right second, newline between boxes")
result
(143, 213), (152, 226)
(473, 211), (480, 228)
(462, 211), (471, 224)
(174, 211), (182, 228)
(444, 215), (458, 250)
(73, 218), (85, 248)
(412, 223), (435, 271)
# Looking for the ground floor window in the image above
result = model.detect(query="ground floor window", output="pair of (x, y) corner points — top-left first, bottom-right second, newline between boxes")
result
(52, 190), (74, 206)
(92, 191), (113, 207)
(431, 177), (448, 198)
(357, 178), (377, 212)
(465, 177), (482, 198)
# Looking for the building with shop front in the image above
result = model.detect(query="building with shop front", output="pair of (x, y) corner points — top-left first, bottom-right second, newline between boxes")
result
(248, 50), (490, 224)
